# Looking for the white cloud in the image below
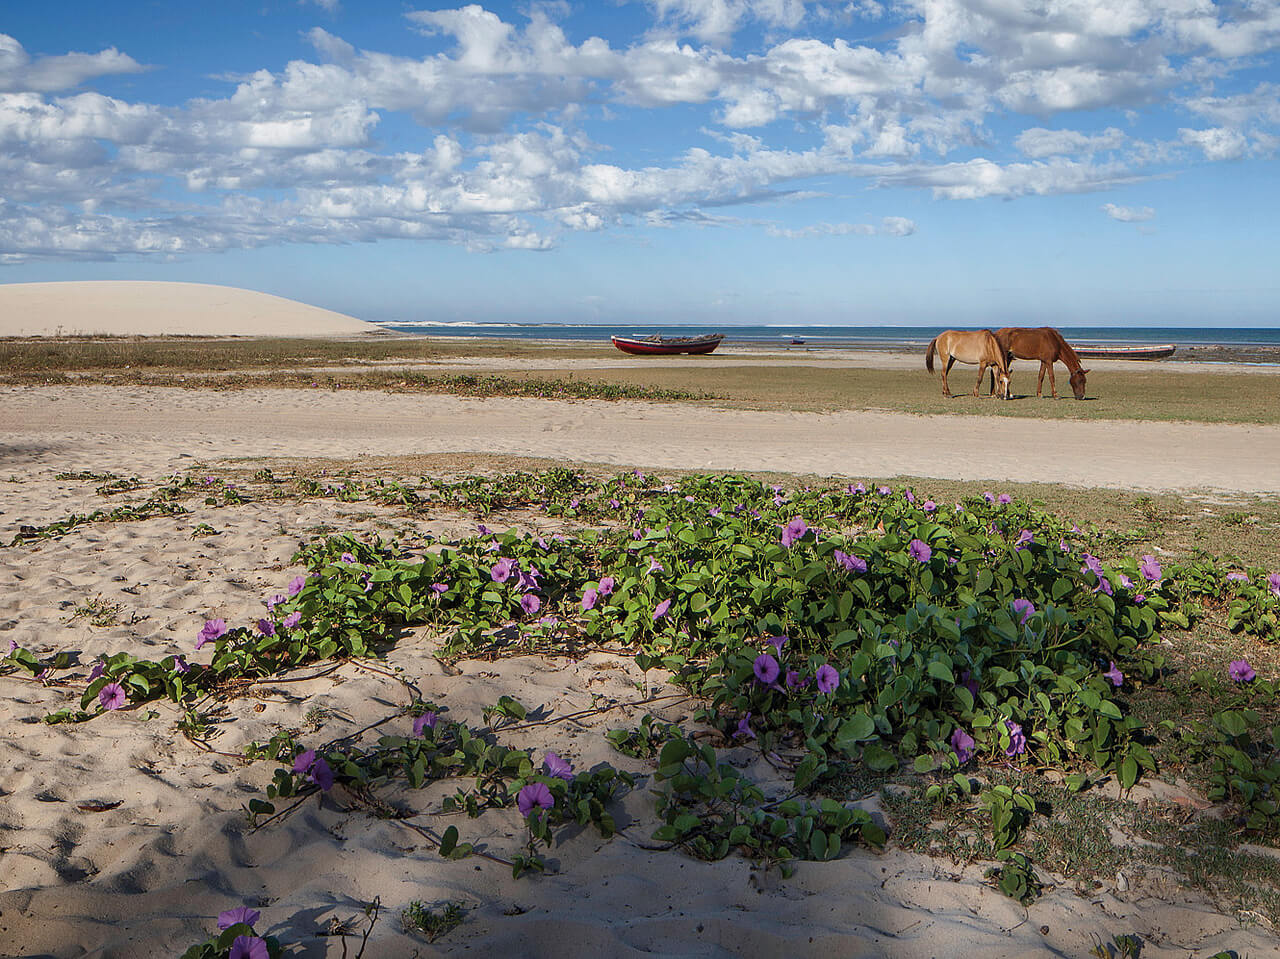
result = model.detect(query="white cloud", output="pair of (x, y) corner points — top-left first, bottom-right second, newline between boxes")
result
(0, 34), (146, 93)
(766, 215), (915, 237)
(1102, 202), (1154, 222)
(1179, 126), (1248, 160)
(1015, 126), (1126, 157)
(301, 0), (341, 12)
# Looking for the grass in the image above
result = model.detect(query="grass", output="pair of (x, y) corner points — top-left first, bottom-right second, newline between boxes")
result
(3, 336), (1278, 422)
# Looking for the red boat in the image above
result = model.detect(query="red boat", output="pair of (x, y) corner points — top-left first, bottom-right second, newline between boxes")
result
(611, 333), (724, 356)
(1073, 344), (1177, 360)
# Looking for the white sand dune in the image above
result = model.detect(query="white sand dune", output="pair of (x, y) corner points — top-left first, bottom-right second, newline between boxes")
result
(0, 281), (382, 338)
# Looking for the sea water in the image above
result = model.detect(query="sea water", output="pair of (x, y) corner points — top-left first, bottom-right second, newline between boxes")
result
(373, 321), (1280, 349)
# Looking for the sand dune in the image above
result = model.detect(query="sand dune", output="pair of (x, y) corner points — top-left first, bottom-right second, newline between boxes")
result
(0, 281), (382, 338)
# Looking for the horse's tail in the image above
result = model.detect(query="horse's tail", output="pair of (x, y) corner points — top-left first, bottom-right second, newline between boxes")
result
(925, 337), (937, 373)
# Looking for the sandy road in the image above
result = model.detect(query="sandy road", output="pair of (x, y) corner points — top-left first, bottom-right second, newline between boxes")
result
(1, 385), (1277, 494)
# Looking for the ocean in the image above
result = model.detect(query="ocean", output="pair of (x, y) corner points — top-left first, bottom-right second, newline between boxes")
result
(372, 322), (1280, 349)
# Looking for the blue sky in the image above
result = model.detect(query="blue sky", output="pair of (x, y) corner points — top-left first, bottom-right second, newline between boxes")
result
(2, 1), (1278, 326)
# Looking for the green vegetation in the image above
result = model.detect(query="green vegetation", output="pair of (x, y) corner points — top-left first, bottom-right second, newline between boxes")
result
(7, 464), (1280, 946)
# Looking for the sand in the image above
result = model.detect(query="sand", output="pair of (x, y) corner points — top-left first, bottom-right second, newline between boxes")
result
(1, 385), (1277, 496)
(1, 289), (1278, 957)
(0, 282), (382, 338)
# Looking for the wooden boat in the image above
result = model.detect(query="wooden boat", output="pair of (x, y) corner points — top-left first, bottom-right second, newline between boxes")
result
(611, 333), (724, 356)
(1073, 344), (1177, 360)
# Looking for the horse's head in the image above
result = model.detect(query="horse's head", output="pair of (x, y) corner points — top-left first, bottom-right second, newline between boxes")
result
(1070, 368), (1088, 400)
(996, 367), (1012, 400)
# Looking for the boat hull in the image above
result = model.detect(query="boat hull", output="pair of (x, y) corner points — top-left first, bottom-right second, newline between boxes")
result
(611, 334), (723, 356)
(1074, 344), (1177, 360)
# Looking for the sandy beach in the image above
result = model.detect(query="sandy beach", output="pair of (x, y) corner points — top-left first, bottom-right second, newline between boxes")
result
(2, 284), (1278, 958)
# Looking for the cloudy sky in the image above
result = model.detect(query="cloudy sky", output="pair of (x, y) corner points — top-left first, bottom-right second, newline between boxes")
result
(2, 1), (1278, 326)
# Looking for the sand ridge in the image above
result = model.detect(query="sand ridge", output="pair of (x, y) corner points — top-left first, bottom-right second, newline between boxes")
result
(0, 281), (382, 338)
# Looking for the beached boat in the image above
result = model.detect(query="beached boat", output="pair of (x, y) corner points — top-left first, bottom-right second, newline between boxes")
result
(1073, 344), (1177, 360)
(611, 333), (724, 356)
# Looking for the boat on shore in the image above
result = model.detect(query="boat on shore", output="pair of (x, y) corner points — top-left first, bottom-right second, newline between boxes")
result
(611, 333), (724, 356)
(1073, 344), (1177, 360)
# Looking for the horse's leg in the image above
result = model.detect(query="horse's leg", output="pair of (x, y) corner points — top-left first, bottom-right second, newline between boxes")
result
(972, 362), (986, 397)
(942, 356), (954, 396)
(1036, 362), (1047, 397)
(1047, 362), (1058, 398)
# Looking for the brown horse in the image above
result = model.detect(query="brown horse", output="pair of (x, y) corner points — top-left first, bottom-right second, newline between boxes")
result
(990, 327), (1089, 399)
(925, 330), (1010, 399)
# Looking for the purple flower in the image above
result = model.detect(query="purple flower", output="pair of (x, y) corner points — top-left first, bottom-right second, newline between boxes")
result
(951, 727), (975, 764)
(218, 906), (261, 931)
(959, 670), (979, 698)
(491, 558), (516, 584)
(229, 936), (269, 959)
(1059, 539), (1070, 553)
(413, 712), (438, 736)
(1094, 576), (1113, 597)
(1005, 721), (1027, 758)
(1011, 598), (1035, 625)
(172, 655), (190, 674)
(266, 594), (285, 610)
(1104, 662), (1124, 687)
(734, 713), (755, 740)
(908, 539), (932, 563)
(598, 576), (615, 596)
(653, 598), (671, 621)
(581, 587), (599, 612)
(708, 507), (721, 517)
(340, 552), (356, 564)
(544, 751), (574, 781)
(6, 639), (15, 652)
(609, 498), (621, 509)
(1139, 555), (1163, 582)
(429, 582), (448, 597)
(815, 663), (839, 694)
(520, 593), (542, 616)
(905, 490), (916, 504)
(998, 494), (1012, 505)
(849, 483), (866, 495)
(195, 618), (227, 650)
(923, 500), (937, 513)
(256, 619), (275, 637)
(310, 757), (334, 792)
(1119, 574), (1134, 589)
(99, 682), (126, 711)
(1229, 659), (1256, 683)
(1268, 572), (1280, 597)
(292, 749), (317, 774)
(287, 575), (306, 596)
(833, 549), (867, 573)
(1134, 594), (1146, 604)
(983, 491), (995, 503)
(1080, 553), (1104, 577)
(1014, 530), (1034, 550)
(648, 557), (664, 574)
(1227, 571), (1249, 582)
(517, 782), (555, 817)
(780, 517), (808, 548)
(282, 611), (302, 629)
(785, 669), (807, 689)
(766, 635), (787, 654)
(753, 654), (780, 685)
(878, 486), (891, 496)
(88, 660), (105, 682)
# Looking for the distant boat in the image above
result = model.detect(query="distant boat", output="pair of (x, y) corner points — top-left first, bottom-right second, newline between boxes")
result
(1074, 344), (1177, 360)
(611, 333), (724, 356)
(786, 336), (806, 345)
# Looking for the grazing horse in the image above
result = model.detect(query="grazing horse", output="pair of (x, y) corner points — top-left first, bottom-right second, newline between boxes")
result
(925, 330), (1010, 399)
(989, 327), (1089, 399)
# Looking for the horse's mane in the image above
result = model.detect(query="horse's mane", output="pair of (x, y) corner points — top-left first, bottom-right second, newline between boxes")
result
(1050, 327), (1083, 370)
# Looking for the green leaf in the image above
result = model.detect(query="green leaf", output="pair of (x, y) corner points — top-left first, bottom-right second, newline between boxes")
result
(440, 825), (459, 856)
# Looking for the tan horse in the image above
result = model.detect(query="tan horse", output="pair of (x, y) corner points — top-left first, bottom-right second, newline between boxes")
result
(925, 330), (1010, 399)
(990, 327), (1089, 399)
